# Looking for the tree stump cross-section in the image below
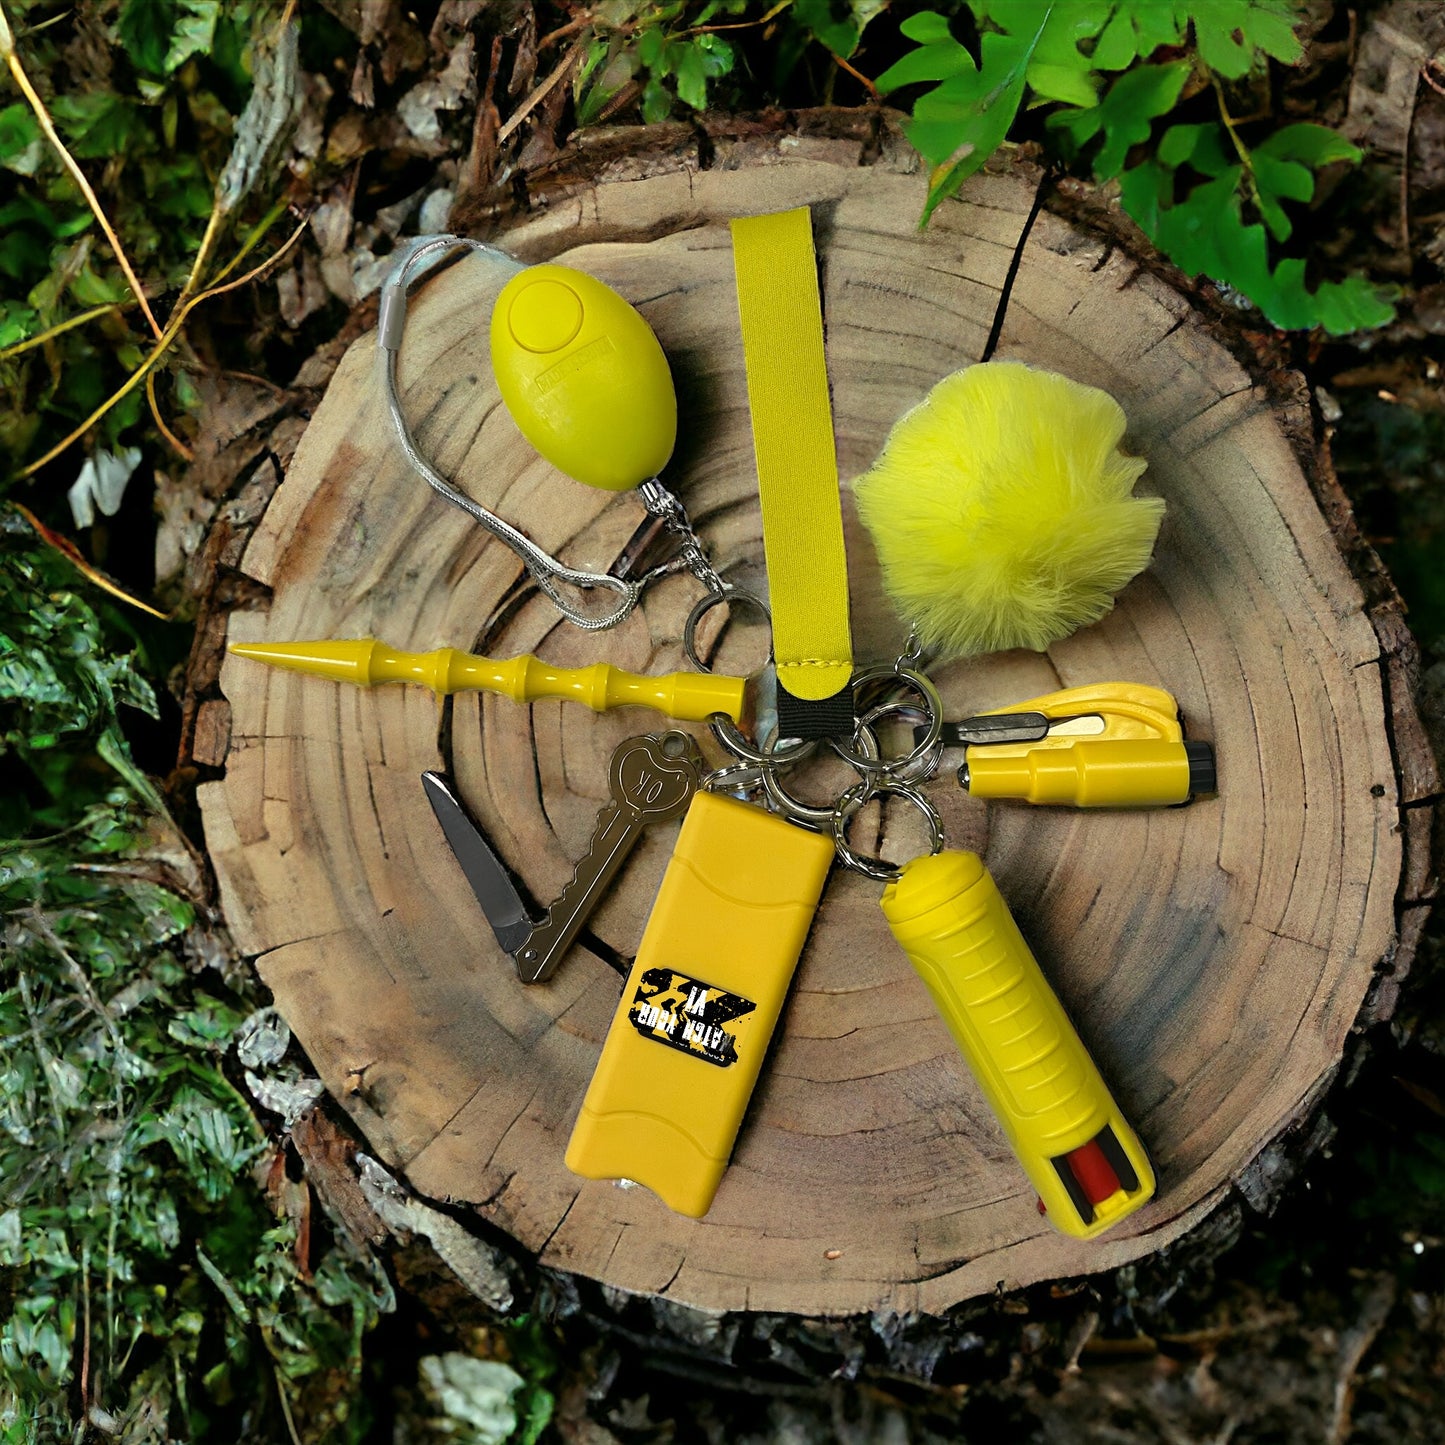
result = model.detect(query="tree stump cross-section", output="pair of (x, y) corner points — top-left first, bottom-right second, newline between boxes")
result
(199, 139), (1404, 1316)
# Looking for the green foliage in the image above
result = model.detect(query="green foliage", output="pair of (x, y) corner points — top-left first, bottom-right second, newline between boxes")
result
(0, 537), (160, 821)
(0, 0), (282, 485)
(574, 1), (748, 127)
(118, 0), (221, 84)
(0, 528), (391, 1438)
(875, 1), (1393, 334)
(502, 1315), (562, 1445)
(573, 0), (887, 127)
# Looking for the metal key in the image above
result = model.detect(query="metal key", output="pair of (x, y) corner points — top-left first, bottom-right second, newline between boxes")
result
(515, 730), (702, 983)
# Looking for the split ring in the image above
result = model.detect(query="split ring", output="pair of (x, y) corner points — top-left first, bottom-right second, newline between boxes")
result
(761, 724), (880, 830)
(831, 779), (945, 882)
(829, 665), (943, 779)
(686, 589), (816, 768)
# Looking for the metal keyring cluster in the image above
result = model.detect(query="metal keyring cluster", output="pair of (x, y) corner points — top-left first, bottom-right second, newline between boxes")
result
(707, 653), (948, 879)
(833, 780), (945, 882)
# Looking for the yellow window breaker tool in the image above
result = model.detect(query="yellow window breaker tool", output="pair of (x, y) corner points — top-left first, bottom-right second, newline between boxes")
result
(939, 682), (1216, 808)
(566, 791), (835, 1217)
(879, 849), (1154, 1238)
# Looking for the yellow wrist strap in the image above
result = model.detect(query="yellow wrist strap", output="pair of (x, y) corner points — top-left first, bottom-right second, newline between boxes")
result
(730, 208), (853, 735)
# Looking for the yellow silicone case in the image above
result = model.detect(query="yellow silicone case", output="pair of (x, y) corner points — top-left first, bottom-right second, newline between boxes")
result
(565, 792), (835, 1217)
(880, 851), (1155, 1239)
(490, 264), (677, 492)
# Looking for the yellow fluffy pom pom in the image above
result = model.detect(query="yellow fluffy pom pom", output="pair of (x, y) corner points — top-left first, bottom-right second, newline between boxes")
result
(852, 362), (1164, 658)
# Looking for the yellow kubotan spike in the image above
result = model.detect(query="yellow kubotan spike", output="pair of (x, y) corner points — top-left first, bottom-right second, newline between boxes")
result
(227, 638), (746, 724)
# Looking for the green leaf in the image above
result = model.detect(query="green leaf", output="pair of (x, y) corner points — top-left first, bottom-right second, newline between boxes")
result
(1025, 1), (1112, 105)
(48, 93), (144, 160)
(1254, 121), (1360, 168)
(699, 33), (735, 78)
(118, 0), (180, 77)
(1090, 8), (1140, 69)
(899, 11), (954, 44)
(1285, 268), (1397, 335)
(673, 40), (709, 110)
(695, 0), (751, 23)
(1050, 61), (1189, 177)
(1026, 62), (1099, 107)
(636, 24), (664, 69)
(1088, 1), (1190, 69)
(0, 103), (41, 174)
(0, 223), (53, 283)
(164, 0), (219, 74)
(69, 261), (132, 308)
(0, 301), (38, 349)
(640, 75), (673, 124)
(875, 30), (976, 95)
(1157, 120), (1231, 173)
(1129, 1), (1193, 56)
(911, 11), (1053, 224)
(1251, 124), (1362, 242)
(574, 38), (635, 128)
(517, 1386), (557, 1445)
(1120, 158), (1396, 334)
(1188, 0), (1302, 78)
(970, 0), (1055, 28)
(794, 0), (861, 58)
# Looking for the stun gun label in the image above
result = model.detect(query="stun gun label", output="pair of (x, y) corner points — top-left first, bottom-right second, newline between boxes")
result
(627, 967), (756, 1068)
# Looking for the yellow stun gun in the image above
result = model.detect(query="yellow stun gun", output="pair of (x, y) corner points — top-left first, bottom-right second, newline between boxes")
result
(880, 851), (1154, 1238)
(566, 792), (835, 1217)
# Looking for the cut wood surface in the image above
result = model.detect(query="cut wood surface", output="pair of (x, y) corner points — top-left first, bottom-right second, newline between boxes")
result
(199, 133), (1405, 1315)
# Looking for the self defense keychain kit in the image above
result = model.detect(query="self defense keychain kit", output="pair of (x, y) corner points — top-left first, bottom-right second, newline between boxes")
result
(232, 208), (1218, 1238)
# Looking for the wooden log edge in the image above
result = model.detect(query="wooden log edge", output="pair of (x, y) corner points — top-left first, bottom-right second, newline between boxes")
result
(177, 109), (1439, 1318)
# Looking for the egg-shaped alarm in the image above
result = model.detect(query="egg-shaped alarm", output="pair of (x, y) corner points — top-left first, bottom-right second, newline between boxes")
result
(490, 265), (678, 493)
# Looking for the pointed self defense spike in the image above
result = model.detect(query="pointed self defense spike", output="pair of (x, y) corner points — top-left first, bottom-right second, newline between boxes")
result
(227, 637), (748, 724)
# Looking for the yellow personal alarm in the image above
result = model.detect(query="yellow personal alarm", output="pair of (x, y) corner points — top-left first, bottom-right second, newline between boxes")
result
(566, 791), (835, 1217)
(880, 850), (1155, 1238)
(381, 234), (732, 629)
(490, 264), (678, 493)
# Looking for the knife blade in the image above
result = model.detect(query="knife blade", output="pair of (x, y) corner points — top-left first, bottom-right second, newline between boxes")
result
(422, 770), (535, 956)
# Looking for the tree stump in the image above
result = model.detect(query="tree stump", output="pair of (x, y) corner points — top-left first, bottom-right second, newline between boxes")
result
(198, 131), (1415, 1316)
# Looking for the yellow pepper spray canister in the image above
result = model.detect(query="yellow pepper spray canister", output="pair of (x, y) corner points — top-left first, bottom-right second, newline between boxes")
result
(566, 791), (836, 1218)
(879, 850), (1155, 1239)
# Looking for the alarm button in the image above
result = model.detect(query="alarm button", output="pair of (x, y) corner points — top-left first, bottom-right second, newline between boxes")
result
(507, 278), (584, 353)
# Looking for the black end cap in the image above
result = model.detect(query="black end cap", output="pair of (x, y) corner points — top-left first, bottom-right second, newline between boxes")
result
(1185, 741), (1217, 796)
(775, 681), (856, 741)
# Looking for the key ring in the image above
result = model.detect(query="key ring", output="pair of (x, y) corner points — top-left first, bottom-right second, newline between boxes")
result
(684, 590), (815, 768)
(831, 779), (945, 882)
(852, 699), (943, 784)
(703, 761), (770, 798)
(829, 664), (944, 780)
(761, 724), (881, 830)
